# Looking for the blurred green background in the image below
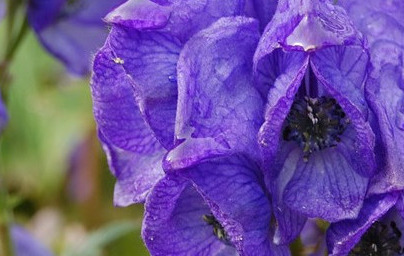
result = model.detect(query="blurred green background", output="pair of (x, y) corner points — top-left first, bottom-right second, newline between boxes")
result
(0, 19), (149, 256)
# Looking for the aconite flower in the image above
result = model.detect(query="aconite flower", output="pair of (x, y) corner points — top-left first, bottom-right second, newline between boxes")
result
(91, 0), (247, 207)
(144, 16), (291, 255)
(253, 0), (375, 244)
(27, 0), (126, 76)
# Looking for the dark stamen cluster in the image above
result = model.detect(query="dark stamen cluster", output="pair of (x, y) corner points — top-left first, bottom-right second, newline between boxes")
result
(283, 96), (349, 161)
(350, 221), (404, 256)
(202, 214), (230, 244)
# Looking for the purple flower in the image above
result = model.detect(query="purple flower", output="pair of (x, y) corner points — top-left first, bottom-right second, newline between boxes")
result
(327, 193), (404, 255)
(11, 225), (54, 256)
(27, 0), (126, 76)
(339, 0), (404, 195)
(91, 0), (246, 207)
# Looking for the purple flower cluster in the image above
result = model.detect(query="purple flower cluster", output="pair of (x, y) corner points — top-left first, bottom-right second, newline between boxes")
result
(90, 0), (404, 255)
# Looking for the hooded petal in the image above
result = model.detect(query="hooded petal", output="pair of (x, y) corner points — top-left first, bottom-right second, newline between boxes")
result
(104, 0), (245, 149)
(11, 225), (54, 256)
(91, 45), (165, 205)
(180, 154), (290, 255)
(28, 0), (126, 76)
(254, 0), (363, 67)
(165, 17), (264, 170)
(106, 0), (245, 43)
(327, 193), (399, 255)
(142, 174), (237, 256)
(105, 25), (182, 149)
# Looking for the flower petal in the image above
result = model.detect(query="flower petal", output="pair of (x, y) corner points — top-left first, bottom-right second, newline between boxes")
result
(142, 175), (237, 256)
(91, 45), (165, 205)
(165, 17), (264, 170)
(327, 193), (399, 255)
(342, 0), (404, 194)
(310, 45), (375, 177)
(105, 0), (171, 30)
(28, 0), (125, 76)
(257, 50), (309, 172)
(282, 132), (369, 221)
(106, 25), (182, 149)
(106, 0), (245, 43)
(244, 0), (277, 31)
(181, 154), (290, 256)
(254, 0), (363, 67)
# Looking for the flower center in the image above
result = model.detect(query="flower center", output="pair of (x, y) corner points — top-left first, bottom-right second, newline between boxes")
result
(283, 96), (349, 161)
(349, 221), (403, 256)
(202, 214), (230, 244)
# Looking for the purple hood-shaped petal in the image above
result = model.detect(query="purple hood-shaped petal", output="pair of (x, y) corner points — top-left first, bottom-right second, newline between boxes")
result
(28, 0), (126, 76)
(160, 17), (290, 255)
(327, 192), (404, 255)
(254, 0), (375, 228)
(100, 0), (244, 150)
(11, 225), (54, 256)
(164, 16), (263, 169)
(91, 0), (244, 205)
(340, 0), (404, 194)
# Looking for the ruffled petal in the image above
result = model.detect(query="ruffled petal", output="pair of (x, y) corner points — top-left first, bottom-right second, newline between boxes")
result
(142, 175), (237, 256)
(106, 25), (182, 149)
(342, 0), (404, 194)
(28, 0), (125, 76)
(327, 193), (399, 256)
(254, 0), (363, 66)
(106, 0), (244, 43)
(181, 154), (290, 256)
(310, 45), (375, 177)
(165, 17), (263, 170)
(366, 64), (404, 194)
(340, 0), (404, 49)
(91, 45), (165, 205)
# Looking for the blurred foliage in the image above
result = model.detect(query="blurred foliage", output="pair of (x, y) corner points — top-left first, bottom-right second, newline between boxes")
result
(0, 18), (149, 256)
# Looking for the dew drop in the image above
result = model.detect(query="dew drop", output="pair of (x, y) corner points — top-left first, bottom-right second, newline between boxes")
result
(168, 75), (177, 82)
(149, 236), (154, 241)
